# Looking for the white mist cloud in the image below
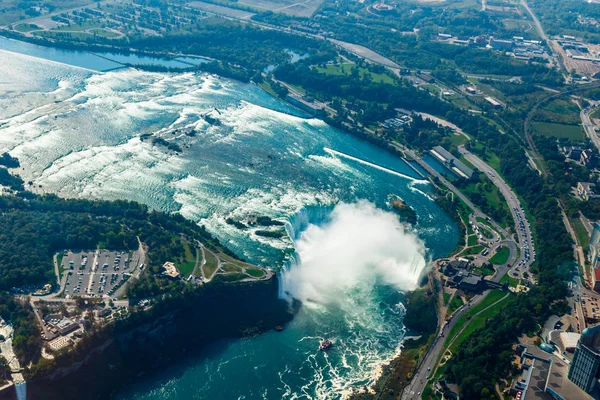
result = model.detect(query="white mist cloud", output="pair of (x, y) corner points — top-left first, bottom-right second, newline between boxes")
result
(282, 201), (427, 304)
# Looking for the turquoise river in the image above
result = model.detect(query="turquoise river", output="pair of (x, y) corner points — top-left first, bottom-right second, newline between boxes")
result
(0, 38), (458, 400)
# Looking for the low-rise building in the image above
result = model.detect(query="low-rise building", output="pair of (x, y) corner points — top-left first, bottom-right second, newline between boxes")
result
(162, 262), (180, 280)
(581, 149), (599, 168)
(490, 37), (514, 51)
(484, 96), (503, 109)
(582, 296), (600, 324)
(49, 318), (79, 336)
(578, 182), (600, 201)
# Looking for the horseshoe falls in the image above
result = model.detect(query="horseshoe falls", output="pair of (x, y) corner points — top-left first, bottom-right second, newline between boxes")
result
(0, 39), (458, 400)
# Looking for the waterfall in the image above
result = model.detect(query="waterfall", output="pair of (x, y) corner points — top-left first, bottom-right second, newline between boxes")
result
(279, 201), (428, 305)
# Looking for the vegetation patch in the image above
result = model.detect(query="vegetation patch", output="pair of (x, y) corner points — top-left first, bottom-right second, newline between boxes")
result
(532, 121), (585, 141)
(489, 246), (510, 265)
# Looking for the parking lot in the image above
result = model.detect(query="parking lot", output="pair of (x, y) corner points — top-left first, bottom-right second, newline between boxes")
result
(61, 250), (142, 299)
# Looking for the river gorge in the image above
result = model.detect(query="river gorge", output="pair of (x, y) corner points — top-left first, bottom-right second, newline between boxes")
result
(0, 38), (458, 400)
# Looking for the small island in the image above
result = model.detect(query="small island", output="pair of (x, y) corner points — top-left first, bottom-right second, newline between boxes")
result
(391, 196), (417, 225)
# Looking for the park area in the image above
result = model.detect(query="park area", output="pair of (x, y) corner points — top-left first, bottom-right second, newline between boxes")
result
(532, 122), (585, 141)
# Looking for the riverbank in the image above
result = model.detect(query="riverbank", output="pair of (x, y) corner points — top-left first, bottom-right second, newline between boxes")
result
(350, 279), (438, 399)
(17, 276), (293, 400)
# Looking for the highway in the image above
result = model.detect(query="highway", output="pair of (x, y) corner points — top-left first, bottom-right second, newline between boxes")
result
(401, 146), (533, 398)
(401, 262), (510, 399)
(458, 146), (536, 281)
(581, 104), (600, 152)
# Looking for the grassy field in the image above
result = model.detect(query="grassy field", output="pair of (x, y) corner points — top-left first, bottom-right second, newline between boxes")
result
(462, 245), (484, 256)
(572, 217), (590, 250)
(314, 63), (396, 85)
(14, 23), (41, 32)
(444, 290), (507, 353)
(443, 292), (451, 305)
(245, 268), (265, 278)
(449, 292), (509, 352)
(202, 249), (219, 278)
(447, 295), (464, 315)
(500, 272), (519, 287)
(221, 263), (242, 273)
(175, 239), (196, 277)
(447, 134), (469, 147)
(532, 121), (585, 141)
(467, 234), (478, 246)
(489, 246), (510, 265)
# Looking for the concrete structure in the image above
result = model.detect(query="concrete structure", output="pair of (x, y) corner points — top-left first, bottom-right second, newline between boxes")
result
(48, 336), (72, 352)
(429, 146), (474, 180)
(162, 261), (180, 279)
(49, 318), (79, 336)
(513, 344), (593, 400)
(484, 96), (503, 109)
(561, 332), (582, 353)
(286, 94), (327, 117)
(569, 323), (600, 394)
(582, 296), (600, 324)
(490, 37), (514, 51)
(595, 269), (600, 293)
(577, 182), (600, 201)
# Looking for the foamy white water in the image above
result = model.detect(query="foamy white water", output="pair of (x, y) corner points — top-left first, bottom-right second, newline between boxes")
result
(0, 43), (458, 400)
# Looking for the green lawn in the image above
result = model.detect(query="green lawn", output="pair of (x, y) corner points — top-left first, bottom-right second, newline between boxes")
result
(572, 217), (590, 250)
(449, 293), (509, 352)
(489, 246), (510, 265)
(532, 122), (585, 141)
(447, 295), (464, 315)
(177, 261), (196, 276)
(202, 250), (219, 278)
(443, 292), (451, 305)
(444, 290), (507, 352)
(314, 63), (396, 85)
(14, 23), (41, 32)
(245, 268), (265, 278)
(448, 134), (469, 147)
(259, 81), (278, 97)
(57, 253), (65, 278)
(175, 240), (196, 277)
(500, 273), (519, 287)
(221, 263), (242, 273)
(467, 234), (478, 246)
(462, 245), (484, 256)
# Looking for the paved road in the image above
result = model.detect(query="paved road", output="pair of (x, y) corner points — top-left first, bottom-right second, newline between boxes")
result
(581, 105), (600, 152)
(398, 144), (508, 237)
(401, 267), (510, 399)
(458, 147), (535, 281)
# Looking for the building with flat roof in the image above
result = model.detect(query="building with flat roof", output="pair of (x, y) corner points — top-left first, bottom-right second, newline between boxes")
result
(484, 96), (503, 108)
(49, 318), (79, 336)
(429, 146), (474, 180)
(512, 344), (594, 400)
(582, 296), (600, 324)
(490, 37), (514, 51)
